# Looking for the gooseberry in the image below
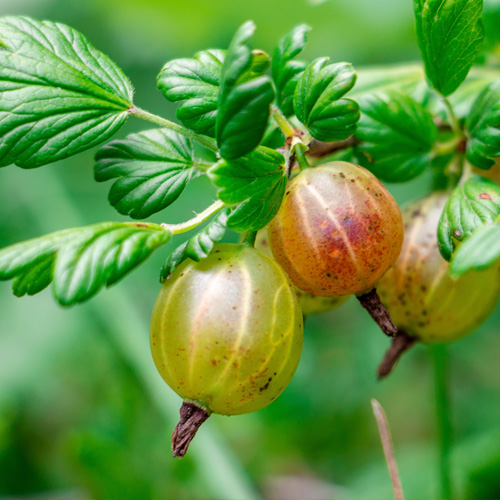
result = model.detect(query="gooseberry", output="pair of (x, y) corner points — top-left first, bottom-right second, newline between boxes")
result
(150, 243), (303, 456)
(268, 161), (404, 334)
(376, 193), (500, 376)
(255, 229), (349, 315)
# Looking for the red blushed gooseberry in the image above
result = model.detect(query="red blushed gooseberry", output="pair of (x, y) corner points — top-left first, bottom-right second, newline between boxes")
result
(268, 161), (404, 335)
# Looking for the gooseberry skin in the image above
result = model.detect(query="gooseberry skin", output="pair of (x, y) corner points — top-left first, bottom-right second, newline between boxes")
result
(377, 193), (500, 343)
(268, 161), (404, 297)
(255, 229), (349, 315)
(150, 243), (303, 416)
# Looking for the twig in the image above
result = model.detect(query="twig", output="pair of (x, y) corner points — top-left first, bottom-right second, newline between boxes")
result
(371, 399), (405, 500)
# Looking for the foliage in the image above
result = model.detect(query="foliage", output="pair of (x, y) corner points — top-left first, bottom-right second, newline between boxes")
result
(0, 16), (133, 168)
(438, 176), (500, 261)
(1, 3), (499, 300)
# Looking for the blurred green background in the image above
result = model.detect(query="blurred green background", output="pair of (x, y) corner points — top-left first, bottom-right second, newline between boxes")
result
(1, 0), (499, 499)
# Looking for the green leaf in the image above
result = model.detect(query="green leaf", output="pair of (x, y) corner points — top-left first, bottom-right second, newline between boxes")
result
(157, 49), (224, 137)
(208, 146), (286, 232)
(0, 16), (133, 168)
(0, 223), (171, 305)
(157, 47), (270, 139)
(355, 91), (437, 182)
(94, 129), (200, 219)
(244, 49), (271, 80)
(293, 57), (359, 142)
(465, 80), (500, 170)
(449, 222), (500, 277)
(216, 21), (275, 160)
(0, 229), (75, 296)
(413, 0), (484, 96)
(272, 24), (311, 116)
(438, 176), (500, 260)
(54, 223), (171, 305)
(160, 208), (230, 281)
(261, 120), (285, 149)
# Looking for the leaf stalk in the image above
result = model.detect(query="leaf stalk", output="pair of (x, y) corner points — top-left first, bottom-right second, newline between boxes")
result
(294, 141), (311, 171)
(271, 105), (296, 138)
(161, 200), (226, 235)
(130, 106), (218, 152)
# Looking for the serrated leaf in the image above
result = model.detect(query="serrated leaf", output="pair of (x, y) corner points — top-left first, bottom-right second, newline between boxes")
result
(450, 222), (500, 277)
(413, 0), (484, 96)
(466, 80), (500, 170)
(0, 223), (171, 305)
(0, 228), (76, 296)
(160, 207), (230, 281)
(54, 223), (171, 305)
(272, 24), (311, 116)
(94, 129), (200, 219)
(355, 90), (437, 182)
(293, 57), (359, 142)
(216, 21), (275, 159)
(438, 176), (500, 260)
(157, 47), (271, 139)
(0, 16), (133, 168)
(208, 146), (286, 232)
(157, 49), (224, 137)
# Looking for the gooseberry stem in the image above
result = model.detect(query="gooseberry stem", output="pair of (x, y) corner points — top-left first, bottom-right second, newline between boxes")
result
(161, 200), (225, 234)
(130, 106), (218, 152)
(271, 105), (296, 138)
(294, 142), (311, 171)
(377, 329), (416, 379)
(430, 344), (453, 500)
(242, 230), (257, 247)
(357, 288), (398, 337)
(172, 402), (211, 458)
(432, 137), (461, 157)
